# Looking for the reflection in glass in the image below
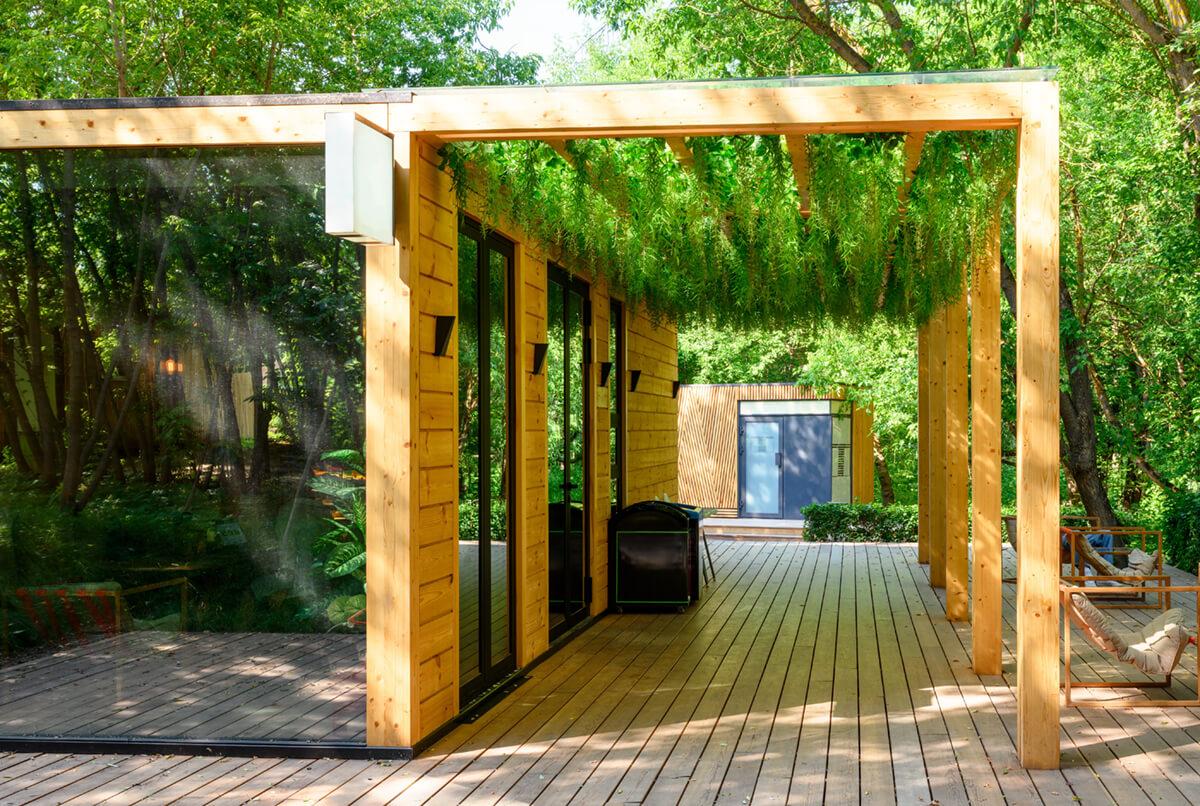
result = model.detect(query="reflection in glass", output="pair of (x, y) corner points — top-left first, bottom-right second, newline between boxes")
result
(456, 219), (513, 702)
(0, 148), (366, 745)
(547, 268), (588, 637)
(488, 249), (510, 667)
(457, 232), (482, 688)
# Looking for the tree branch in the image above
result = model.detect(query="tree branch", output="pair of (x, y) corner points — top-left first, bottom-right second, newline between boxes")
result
(784, 0), (874, 72)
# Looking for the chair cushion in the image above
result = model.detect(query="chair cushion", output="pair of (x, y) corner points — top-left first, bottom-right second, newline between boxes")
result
(1123, 548), (1159, 577)
(1068, 593), (1190, 676)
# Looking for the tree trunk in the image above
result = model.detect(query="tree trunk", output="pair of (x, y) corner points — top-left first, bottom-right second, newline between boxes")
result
(58, 152), (87, 509)
(872, 433), (896, 505)
(1000, 257), (1119, 525)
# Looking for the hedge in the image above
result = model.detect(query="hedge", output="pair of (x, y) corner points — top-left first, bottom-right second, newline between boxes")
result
(800, 503), (918, 543)
(1163, 492), (1200, 573)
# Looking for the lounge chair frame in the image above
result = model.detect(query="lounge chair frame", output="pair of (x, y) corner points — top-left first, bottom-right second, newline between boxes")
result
(1063, 527), (1167, 610)
(1060, 577), (1200, 708)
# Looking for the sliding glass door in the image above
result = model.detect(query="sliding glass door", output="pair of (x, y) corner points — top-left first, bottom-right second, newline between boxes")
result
(547, 265), (590, 638)
(458, 217), (515, 703)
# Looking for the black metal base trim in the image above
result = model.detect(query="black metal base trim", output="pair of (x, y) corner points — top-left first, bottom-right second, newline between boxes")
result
(457, 673), (528, 724)
(0, 735), (412, 760)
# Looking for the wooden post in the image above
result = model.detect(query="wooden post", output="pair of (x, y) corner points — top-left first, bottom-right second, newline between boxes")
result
(1016, 81), (1061, 770)
(365, 128), (419, 747)
(917, 322), (930, 564)
(945, 275), (969, 620)
(928, 307), (948, 588)
(512, 244), (531, 665)
(972, 215), (1003, 673)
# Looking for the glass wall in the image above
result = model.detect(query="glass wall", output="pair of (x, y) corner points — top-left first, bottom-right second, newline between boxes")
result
(609, 300), (624, 513)
(547, 266), (589, 638)
(0, 147), (366, 745)
(457, 217), (514, 703)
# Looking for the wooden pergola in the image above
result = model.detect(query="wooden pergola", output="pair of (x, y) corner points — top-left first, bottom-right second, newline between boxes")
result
(0, 68), (1061, 768)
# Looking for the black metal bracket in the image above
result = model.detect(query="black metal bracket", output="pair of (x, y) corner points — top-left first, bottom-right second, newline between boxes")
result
(672, 380), (681, 398)
(599, 361), (613, 387)
(630, 369), (641, 392)
(532, 342), (549, 375)
(434, 315), (456, 357)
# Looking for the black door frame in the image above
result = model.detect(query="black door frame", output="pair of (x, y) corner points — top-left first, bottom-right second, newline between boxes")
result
(458, 215), (517, 705)
(609, 298), (625, 515)
(547, 263), (591, 639)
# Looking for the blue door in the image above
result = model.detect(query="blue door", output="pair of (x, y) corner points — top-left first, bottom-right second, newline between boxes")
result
(740, 418), (783, 517)
(739, 414), (833, 518)
(782, 415), (832, 518)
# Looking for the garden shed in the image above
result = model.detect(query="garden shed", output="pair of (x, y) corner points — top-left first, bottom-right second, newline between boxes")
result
(677, 383), (874, 519)
(0, 68), (1066, 773)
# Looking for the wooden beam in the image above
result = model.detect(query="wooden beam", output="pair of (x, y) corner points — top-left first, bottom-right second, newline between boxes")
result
(365, 126), (419, 747)
(1016, 81), (1061, 770)
(544, 138), (574, 164)
(917, 321), (931, 564)
(393, 82), (1026, 140)
(945, 272), (969, 621)
(666, 137), (695, 171)
(928, 306), (948, 589)
(783, 135), (811, 217)
(897, 132), (926, 210)
(972, 213), (1003, 674)
(0, 103), (389, 149)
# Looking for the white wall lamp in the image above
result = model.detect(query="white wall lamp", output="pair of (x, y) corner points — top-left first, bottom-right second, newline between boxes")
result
(324, 112), (394, 245)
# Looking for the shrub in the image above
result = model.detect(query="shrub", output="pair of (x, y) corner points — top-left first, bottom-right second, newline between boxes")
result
(1162, 492), (1200, 573)
(801, 503), (918, 543)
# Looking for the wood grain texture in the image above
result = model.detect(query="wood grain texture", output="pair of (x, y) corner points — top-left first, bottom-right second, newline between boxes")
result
(945, 275), (970, 622)
(1015, 81), (1061, 770)
(928, 307), (948, 589)
(851, 404), (875, 503)
(917, 322), (931, 564)
(393, 82), (1027, 140)
(626, 310), (679, 505)
(972, 216), (1003, 674)
(364, 126), (417, 747)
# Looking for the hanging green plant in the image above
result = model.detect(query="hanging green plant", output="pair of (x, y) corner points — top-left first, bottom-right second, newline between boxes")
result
(440, 129), (1015, 329)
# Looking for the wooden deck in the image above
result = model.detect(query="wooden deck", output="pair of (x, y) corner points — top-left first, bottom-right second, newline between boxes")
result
(3, 539), (1200, 804)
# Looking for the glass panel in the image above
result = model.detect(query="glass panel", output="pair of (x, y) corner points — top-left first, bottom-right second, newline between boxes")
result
(566, 290), (586, 615)
(487, 248), (510, 665)
(745, 421), (782, 516)
(0, 147), (365, 745)
(546, 279), (566, 631)
(609, 302), (621, 510)
(457, 232), (481, 688)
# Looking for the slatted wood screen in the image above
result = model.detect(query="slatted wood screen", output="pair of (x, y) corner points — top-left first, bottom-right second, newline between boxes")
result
(677, 383), (874, 515)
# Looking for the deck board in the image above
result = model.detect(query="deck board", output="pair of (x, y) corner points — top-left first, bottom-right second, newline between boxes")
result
(4, 540), (1200, 804)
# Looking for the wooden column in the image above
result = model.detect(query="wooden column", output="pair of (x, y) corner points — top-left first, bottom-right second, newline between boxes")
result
(928, 307), (948, 588)
(512, 244), (532, 665)
(972, 215), (1003, 674)
(917, 322), (930, 564)
(365, 128), (419, 747)
(945, 276), (969, 621)
(1016, 81), (1061, 770)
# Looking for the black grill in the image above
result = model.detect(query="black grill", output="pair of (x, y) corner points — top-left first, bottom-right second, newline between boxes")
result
(609, 501), (703, 610)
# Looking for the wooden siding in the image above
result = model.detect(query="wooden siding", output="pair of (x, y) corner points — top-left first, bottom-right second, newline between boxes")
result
(414, 141), (460, 736)
(676, 384), (874, 514)
(400, 155), (681, 743)
(625, 311), (679, 505)
(590, 284), (613, 615)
